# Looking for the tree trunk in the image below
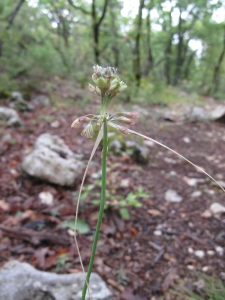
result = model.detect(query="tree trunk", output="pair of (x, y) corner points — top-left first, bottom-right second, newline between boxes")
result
(211, 25), (225, 95)
(92, 0), (109, 64)
(143, 7), (154, 76)
(133, 0), (145, 86)
(173, 7), (184, 86)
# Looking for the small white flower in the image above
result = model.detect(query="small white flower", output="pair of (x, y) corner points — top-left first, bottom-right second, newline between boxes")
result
(81, 123), (94, 138)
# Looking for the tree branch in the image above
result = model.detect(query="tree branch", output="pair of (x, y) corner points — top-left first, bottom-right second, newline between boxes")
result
(67, 0), (90, 15)
(6, 0), (25, 30)
(97, 0), (109, 27)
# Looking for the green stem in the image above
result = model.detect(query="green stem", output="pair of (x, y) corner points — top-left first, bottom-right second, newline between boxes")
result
(82, 119), (108, 300)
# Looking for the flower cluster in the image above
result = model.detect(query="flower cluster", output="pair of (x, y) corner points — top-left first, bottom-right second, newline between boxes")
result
(88, 65), (127, 100)
(71, 65), (138, 138)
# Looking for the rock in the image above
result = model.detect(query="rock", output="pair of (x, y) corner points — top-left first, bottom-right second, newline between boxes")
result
(11, 91), (24, 102)
(188, 247), (194, 254)
(209, 202), (225, 215)
(108, 140), (123, 155)
(215, 246), (224, 256)
(201, 209), (212, 218)
(183, 137), (190, 143)
(185, 107), (209, 122)
(0, 106), (22, 127)
(207, 250), (215, 256)
(164, 157), (177, 164)
(194, 250), (205, 259)
(32, 95), (51, 105)
(0, 260), (112, 300)
(165, 189), (183, 203)
(143, 140), (154, 147)
(10, 91), (34, 111)
(153, 230), (162, 236)
(38, 191), (54, 205)
(210, 105), (225, 122)
(191, 191), (202, 198)
(183, 176), (205, 186)
(21, 133), (84, 186)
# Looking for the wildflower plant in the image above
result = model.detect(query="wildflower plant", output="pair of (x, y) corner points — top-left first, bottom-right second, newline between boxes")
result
(71, 65), (225, 300)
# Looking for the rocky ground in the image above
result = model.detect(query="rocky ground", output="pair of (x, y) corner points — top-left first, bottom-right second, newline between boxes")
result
(0, 85), (225, 300)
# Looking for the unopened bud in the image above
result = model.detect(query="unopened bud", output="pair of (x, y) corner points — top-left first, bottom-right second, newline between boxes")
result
(71, 116), (91, 127)
(97, 77), (106, 90)
(118, 82), (127, 92)
(117, 126), (130, 135)
(88, 84), (96, 93)
(109, 79), (120, 92)
(118, 117), (135, 125)
(123, 112), (139, 119)
(95, 86), (102, 97)
(92, 74), (98, 84)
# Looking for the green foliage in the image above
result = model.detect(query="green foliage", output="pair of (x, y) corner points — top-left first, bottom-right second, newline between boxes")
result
(56, 254), (71, 272)
(61, 219), (90, 234)
(1, 0), (225, 99)
(81, 181), (149, 219)
(171, 275), (225, 300)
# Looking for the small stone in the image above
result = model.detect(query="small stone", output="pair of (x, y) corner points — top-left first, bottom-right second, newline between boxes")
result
(153, 230), (162, 236)
(201, 209), (212, 218)
(188, 247), (194, 254)
(202, 266), (210, 272)
(38, 191), (54, 205)
(143, 140), (154, 147)
(169, 171), (177, 176)
(183, 176), (205, 186)
(191, 191), (202, 198)
(207, 250), (215, 256)
(148, 209), (161, 216)
(164, 157), (177, 164)
(0, 200), (10, 211)
(220, 272), (225, 280)
(210, 202), (225, 215)
(187, 265), (195, 270)
(183, 137), (190, 143)
(165, 189), (183, 203)
(50, 120), (60, 128)
(120, 179), (130, 188)
(194, 250), (205, 259)
(215, 246), (224, 256)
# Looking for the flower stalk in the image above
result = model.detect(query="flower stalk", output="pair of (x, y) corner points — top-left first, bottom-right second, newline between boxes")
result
(81, 119), (108, 300)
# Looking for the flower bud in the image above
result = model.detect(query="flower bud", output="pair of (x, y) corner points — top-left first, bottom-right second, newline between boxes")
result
(95, 86), (102, 97)
(88, 84), (96, 93)
(71, 116), (91, 127)
(118, 82), (127, 92)
(97, 77), (107, 90)
(109, 79), (120, 92)
(117, 126), (130, 135)
(118, 117), (135, 125)
(92, 74), (98, 83)
(123, 112), (139, 119)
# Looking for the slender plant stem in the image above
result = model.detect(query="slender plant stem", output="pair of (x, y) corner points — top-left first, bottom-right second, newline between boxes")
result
(82, 119), (108, 300)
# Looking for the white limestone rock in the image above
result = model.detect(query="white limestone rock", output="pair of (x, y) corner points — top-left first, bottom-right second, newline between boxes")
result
(0, 106), (22, 127)
(165, 189), (183, 203)
(21, 133), (84, 186)
(0, 260), (112, 300)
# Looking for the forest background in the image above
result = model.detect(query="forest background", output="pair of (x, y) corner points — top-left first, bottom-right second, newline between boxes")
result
(0, 0), (225, 102)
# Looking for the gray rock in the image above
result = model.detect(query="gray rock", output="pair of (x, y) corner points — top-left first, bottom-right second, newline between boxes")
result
(21, 133), (84, 186)
(108, 139), (123, 154)
(210, 202), (225, 215)
(10, 91), (34, 111)
(185, 107), (209, 122)
(210, 105), (225, 122)
(0, 260), (112, 300)
(125, 141), (150, 164)
(32, 95), (51, 105)
(165, 189), (183, 203)
(0, 106), (22, 127)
